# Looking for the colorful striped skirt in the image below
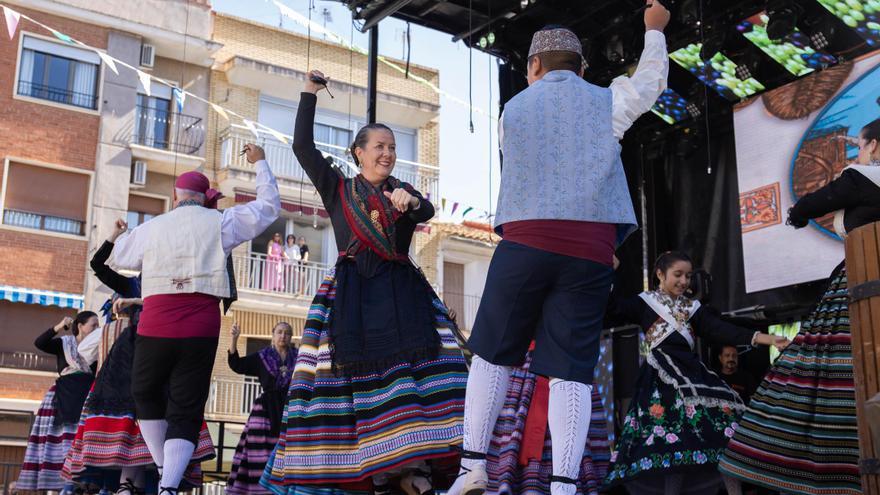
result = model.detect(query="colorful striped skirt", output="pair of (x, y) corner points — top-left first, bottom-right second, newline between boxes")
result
(260, 271), (468, 494)
(487, 355), (611, 495)
(718, 268), (861, 495)
(228, 396), (277, 495)
(17, 385), (79, 491)
(63, 328), (215, 491)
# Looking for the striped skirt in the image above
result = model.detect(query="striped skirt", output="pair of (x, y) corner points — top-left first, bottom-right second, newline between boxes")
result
(17, 385), (78, 491)
(487, 358), (611, 495)
(261, 271), (468, 493)
(228, 397), (277, 495)
(62, 396), (215, 490)
(718, 268), (861, 495)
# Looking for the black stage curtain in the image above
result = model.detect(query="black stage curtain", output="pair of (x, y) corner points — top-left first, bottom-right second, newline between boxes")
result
(619, 113), (828, 318)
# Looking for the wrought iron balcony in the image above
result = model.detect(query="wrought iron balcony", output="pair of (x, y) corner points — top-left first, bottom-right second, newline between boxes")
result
(133, 104), (205, 155)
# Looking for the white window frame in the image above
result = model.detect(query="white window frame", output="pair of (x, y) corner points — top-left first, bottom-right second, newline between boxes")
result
(0, 157), (94, 241)
(126, 190), (170, 228)
(13, 31), (104, 115)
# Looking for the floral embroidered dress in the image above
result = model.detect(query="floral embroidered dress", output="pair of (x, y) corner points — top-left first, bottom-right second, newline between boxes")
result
(603, 291), (756, 489)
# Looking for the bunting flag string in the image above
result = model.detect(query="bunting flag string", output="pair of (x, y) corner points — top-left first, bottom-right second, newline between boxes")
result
(3, 6), (19, 40)
(269, 0), (497, 121)
(0, 3), (498, 226)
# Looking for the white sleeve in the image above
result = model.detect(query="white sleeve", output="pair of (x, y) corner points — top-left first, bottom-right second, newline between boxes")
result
(221, 159), (282, 255)
(609, 30), (669, 139)
(108, 225), (147, 271)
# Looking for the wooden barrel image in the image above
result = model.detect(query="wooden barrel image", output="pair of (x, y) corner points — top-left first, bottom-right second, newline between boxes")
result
(844, 221), (880, 494)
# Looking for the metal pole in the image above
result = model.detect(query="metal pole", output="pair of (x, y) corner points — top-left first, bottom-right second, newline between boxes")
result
(367, 25), (379, 124)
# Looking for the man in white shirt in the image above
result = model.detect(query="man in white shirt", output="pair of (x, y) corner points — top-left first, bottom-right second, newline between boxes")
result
(110, 144), (280, 494)
(457, 3), (671, 495)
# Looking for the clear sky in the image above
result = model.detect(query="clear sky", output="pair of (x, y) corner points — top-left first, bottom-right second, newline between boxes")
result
(212, 0), (502, 220)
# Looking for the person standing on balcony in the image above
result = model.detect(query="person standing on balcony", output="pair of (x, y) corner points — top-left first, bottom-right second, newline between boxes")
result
(263, 233), (287, 292)
(17, 311), (100, 493)
(109, 144), (280, 495)
(456, 4), (672, 495)
(64, 220), (214, 495)
(283, 234), (301, 293)
(295, 236), (310, 296)
(226, 322), (297, 495)
(260, 71), (468, 495)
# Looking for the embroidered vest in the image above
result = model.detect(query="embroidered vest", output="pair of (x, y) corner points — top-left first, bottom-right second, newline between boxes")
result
(140, 205), (230, 298)
(494, 70), (637, 245)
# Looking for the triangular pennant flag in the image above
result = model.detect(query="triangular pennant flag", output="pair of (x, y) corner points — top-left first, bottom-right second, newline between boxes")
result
(462, 206), (474, 218)
(50, 29), (73, 44)
(451, 202), (459, 215)
(3, 6), (20, 40)
(96, 51), (118, 75)
(136, 70), (152, 97)
(172, 87), (186, 113)
(242, 119), (260, 139)
(261, 125), (289, 144)
(441, 198), (447, 212)
(211, 103), (229, 121)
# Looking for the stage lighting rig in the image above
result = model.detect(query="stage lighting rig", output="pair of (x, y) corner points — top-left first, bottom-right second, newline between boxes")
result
(766, 0), (804, 40)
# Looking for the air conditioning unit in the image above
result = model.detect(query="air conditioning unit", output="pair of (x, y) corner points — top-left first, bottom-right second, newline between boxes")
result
(140, 43), (155, 68)
(131, 160), (147, 187)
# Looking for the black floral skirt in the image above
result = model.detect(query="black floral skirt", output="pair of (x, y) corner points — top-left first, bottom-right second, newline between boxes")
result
(605, 334), (744, 487)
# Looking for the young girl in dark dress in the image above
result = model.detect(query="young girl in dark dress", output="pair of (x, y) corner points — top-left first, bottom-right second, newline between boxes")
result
(260, 70), (467, 495)
(227, 322), (297, 495)
(604, 252), (788, 495)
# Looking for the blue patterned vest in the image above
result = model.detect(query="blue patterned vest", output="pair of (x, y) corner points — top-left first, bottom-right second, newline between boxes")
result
(494, 70), (637, 245)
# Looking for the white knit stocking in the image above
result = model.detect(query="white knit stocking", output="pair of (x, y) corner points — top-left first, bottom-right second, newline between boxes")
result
(548, 378), (592, 495)
(461, 355), (512, 470)
(137, 419), (168, 471)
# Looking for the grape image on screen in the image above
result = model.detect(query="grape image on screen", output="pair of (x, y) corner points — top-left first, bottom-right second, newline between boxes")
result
(670, 43), (766, 100)
(738, 12), (837, 76)
(816, 0), (880, 46)
(651, 88), (690, 124)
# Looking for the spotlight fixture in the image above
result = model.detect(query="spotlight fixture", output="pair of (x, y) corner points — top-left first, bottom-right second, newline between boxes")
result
(487, 32), (496, 45)
(800, 16), (836, 51)
(603, 34), (625, 63)
(735, 64), (752, 80)
(700, 31), (725, 60)
(479, 36), (488, 48)
(766, 0), (803, 41)
(520, 0), (528, 8)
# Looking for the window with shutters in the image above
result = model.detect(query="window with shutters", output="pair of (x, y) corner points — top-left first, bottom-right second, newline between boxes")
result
(0, 161), (92, 237)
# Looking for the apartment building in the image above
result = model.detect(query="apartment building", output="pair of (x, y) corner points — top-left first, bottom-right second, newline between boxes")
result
(0, 0), (220, 479)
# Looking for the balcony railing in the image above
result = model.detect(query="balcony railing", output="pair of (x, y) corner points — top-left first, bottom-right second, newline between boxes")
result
(17, 80), (97, 110)
(133, 104), (205, 155)
(0, 351), (56, 372)
(232, 253), (332, 299)
(207, 376), (261, 418)
(220, 125), (440, 201)
(441, 292), (482, 335)
(3, 209), (84, 236)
